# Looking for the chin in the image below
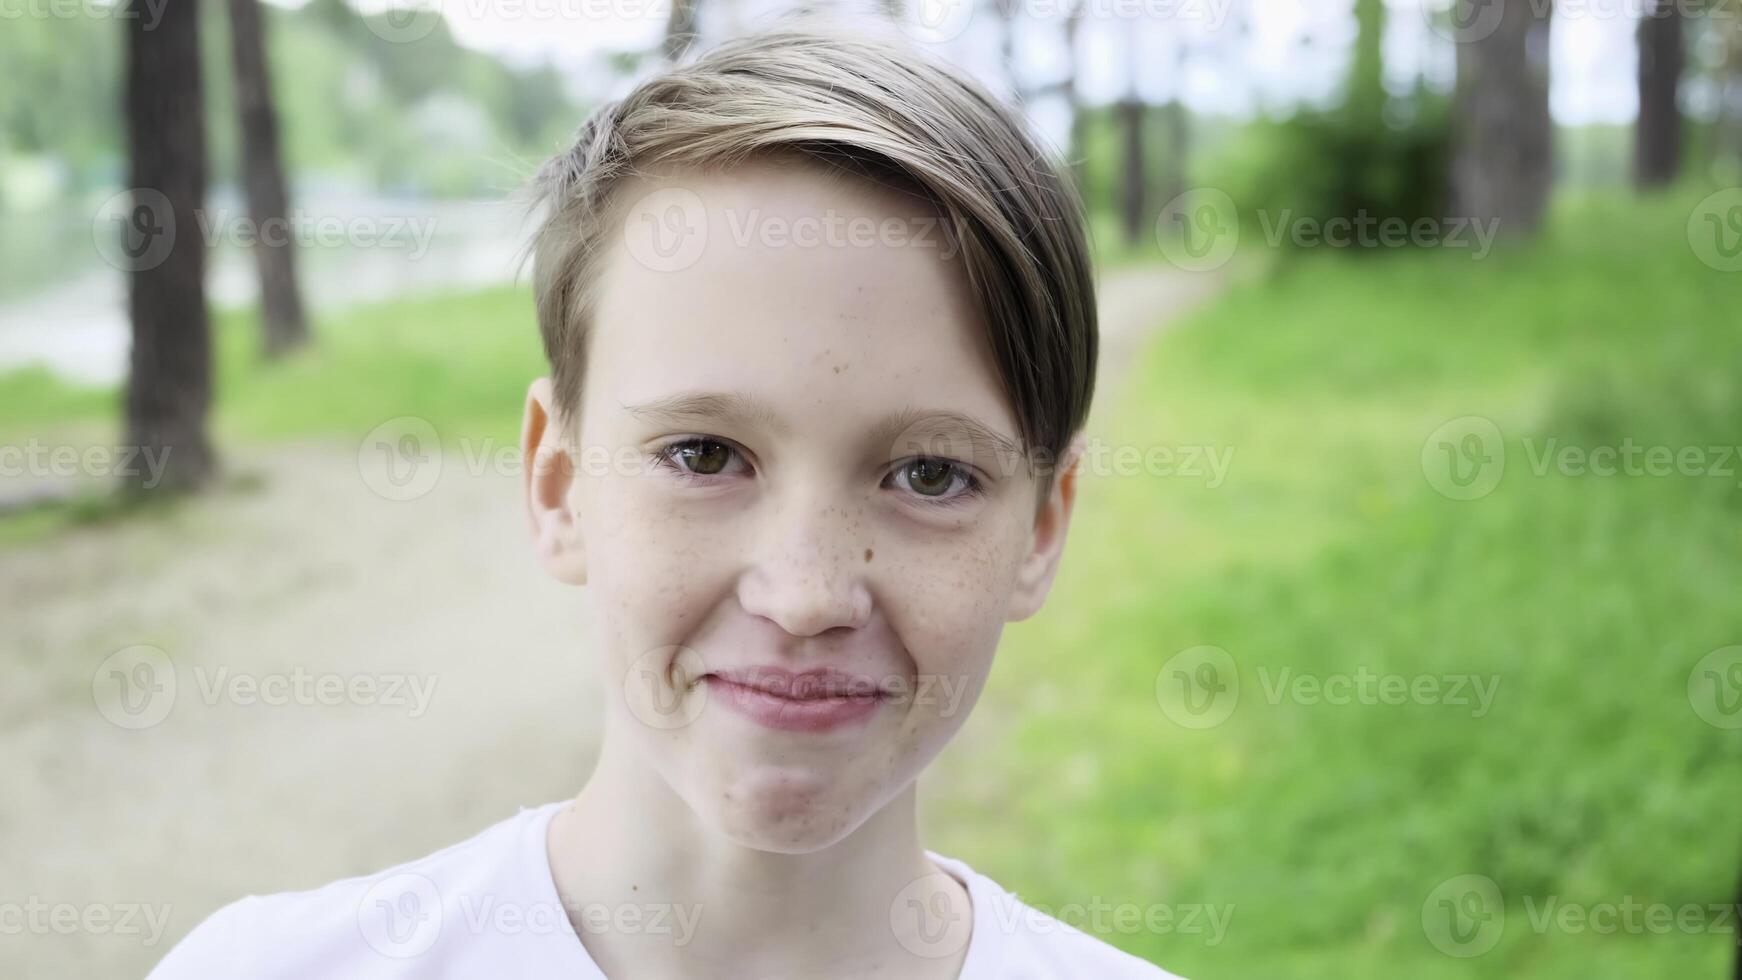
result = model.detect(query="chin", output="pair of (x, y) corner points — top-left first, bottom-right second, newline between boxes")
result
(707, 763), (879, 853)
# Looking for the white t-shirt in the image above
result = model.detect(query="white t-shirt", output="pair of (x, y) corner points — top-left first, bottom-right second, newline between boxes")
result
(148, 801), (1185, 979)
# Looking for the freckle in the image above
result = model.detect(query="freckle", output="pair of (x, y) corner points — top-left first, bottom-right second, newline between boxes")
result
(865, 548), (873, 562)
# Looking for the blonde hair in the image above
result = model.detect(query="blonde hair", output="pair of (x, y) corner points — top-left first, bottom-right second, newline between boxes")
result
(522, 22), (1097, 497)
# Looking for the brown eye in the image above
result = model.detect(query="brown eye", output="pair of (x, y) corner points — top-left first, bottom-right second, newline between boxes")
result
(675, 440), (732, 475)
(905, 458), (957, 497)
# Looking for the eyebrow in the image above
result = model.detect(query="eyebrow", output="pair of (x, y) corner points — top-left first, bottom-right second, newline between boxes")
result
(619, 391), (1026, 465)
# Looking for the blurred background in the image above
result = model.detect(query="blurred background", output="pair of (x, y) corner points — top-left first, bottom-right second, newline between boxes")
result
(3, 0), (1741, 976)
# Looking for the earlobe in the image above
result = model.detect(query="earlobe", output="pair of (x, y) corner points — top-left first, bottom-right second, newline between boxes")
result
(1006, 432), (1086, 623)
(522, 378), (588, 586)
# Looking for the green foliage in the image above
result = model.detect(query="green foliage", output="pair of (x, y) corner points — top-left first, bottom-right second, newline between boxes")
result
(209, 285), (544, 444)
(927, 190), (1742, 977)
(0, 0), (581, 202)
(4, 194), (1738, 974)
(1225, 84), (1454, 244)
(0, 13), (118, 174)
(0, 285), (542, 450)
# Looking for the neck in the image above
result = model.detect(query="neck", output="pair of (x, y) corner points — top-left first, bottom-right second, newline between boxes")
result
(545, 727), (970, 979)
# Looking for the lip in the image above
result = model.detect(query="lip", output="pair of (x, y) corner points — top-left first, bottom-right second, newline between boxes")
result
(704, 666), (888, 733)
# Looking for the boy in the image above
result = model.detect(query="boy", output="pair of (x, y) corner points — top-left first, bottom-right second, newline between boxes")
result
(150, 22), (1185, 979)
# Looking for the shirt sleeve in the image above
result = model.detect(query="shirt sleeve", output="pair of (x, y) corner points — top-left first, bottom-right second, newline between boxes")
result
(145, 895), (260, 979)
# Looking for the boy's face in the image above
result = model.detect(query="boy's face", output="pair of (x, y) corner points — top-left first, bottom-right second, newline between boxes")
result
(523, 158), (1083, 853)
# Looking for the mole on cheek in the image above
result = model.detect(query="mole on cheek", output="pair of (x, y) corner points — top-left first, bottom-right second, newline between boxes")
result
(864, 548), (874, 563)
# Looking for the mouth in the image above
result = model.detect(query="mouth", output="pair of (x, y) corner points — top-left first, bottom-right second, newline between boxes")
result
(703, 666), (889, 733)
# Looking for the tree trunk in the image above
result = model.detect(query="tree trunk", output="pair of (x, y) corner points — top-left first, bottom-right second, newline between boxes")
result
(1349, 0), (1386, 119)
(229, 0), (309, 356)
(1118, 97), (1147, 248)
(1063, 0), (1086, 194)
(664, 0), (698, 63)
(1159, 43), (1190, 212)
(1451, 0), (1555, 238)
(1160, 98), (1188, 210)
(123, 0), (214, 494)
(1634, 0), (1684, 189)
(1117, 24), (1148, 248)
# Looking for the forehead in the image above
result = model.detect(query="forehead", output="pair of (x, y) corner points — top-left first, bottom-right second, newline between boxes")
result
(584, 159), (1018, 444)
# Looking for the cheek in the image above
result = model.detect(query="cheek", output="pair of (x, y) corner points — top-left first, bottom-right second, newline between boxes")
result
(878, 518), (1030, 683)
(580, 478), (739, 644)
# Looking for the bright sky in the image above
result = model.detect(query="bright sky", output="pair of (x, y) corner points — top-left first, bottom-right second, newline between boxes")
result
(316, 0), (1643, 125)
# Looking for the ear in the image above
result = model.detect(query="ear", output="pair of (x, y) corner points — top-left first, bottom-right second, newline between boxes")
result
(1005, 431), (1087, 623)
(522, 378), (588, 586)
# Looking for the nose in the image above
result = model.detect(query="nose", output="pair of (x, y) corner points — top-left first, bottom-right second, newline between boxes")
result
(736, 491), (873, 638)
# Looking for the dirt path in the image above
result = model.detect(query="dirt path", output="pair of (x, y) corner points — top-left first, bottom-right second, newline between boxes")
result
(0, 265), (1221, 977)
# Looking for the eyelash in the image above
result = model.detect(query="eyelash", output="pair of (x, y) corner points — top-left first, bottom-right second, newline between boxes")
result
(648, 437), (987, 506)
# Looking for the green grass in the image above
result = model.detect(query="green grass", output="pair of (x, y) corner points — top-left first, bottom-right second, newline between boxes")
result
(5, 191), (1740, 975)
(0, 285), (543, 449)
(0, 286), (544, 544)
(930, 189), (1742, 978)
